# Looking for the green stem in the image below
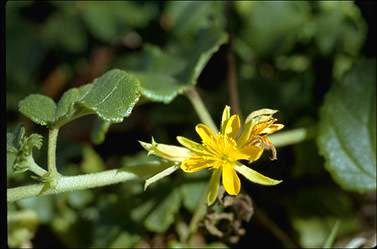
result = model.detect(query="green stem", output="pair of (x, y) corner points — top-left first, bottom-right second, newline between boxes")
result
(7, 169), (138, 202)
(28, 158), (48, 177)
(269, 128), (311, 147)
(185, 87), (218, 133)
(48, 128), (59, 175)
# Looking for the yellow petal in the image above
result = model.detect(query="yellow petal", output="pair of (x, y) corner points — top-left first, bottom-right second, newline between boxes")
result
(220, 105), (231, 133)
(234, 163), (282, 185)
(237, 120), (253, 147)
(207, 168), (222, 206)
(239, 145), (264, 162)
(195, 124), (216, 146)
(139, 139), (191, 162)
(260, 124), (284, 135)
(180, 156), (212, 173)
(176, 136), (209, 155)
(224, 115), (241, 139)
(222, 164), (241, 195)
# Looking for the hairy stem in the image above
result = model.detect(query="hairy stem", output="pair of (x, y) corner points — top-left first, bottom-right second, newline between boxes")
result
(185, 87), (218, 133)
(28, 159), (48, 177)
(47, 128), (59, 175)
(7, 169), (138, 202)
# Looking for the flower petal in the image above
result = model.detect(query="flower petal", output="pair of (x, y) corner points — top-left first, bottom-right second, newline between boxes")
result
(207, 168), (222, 206)
(139, 138), (191, 162)
(224, 115), (241, 139)
(239, 145), (264, 162)
(234, 163), (282, 185)
(222, 164), (241, 195)
(260, 124), (284, 135)
(220, 105), (231, 133)
(180, 156), (212, 172)
(237, 120), (253, 147)
(195, 124), (216, 146)
(176, 136), (209, 155)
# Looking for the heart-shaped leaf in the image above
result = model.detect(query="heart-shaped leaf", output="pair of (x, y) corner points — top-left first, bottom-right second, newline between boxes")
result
(317, 59), (376, 192)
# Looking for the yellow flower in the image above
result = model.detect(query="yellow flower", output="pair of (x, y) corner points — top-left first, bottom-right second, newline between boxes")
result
(140, 106), (284, 205)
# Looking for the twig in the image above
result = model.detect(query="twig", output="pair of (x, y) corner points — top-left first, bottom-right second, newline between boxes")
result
(254, 207), (299, 248)
(225, 1), (242, 118)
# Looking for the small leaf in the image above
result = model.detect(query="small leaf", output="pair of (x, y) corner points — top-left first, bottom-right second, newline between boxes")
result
(133, 72), (188, 104)
(144, 188), (181, 233)
(7, 125), (43, 174)
(317, 60), (376, 192)
(55, 84), (93, 125)
(80, 69), (141, 123)
(19, 94), (57, 126)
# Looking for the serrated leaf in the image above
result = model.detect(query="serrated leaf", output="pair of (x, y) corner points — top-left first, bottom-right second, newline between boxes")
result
(133, 72), (188, 104)
(80, 69), (141, 123)
(144, 188), (181, 233)
(55, 84), (93, 124)
(19, 94), (57, 126)
(317, 60), (376, 192)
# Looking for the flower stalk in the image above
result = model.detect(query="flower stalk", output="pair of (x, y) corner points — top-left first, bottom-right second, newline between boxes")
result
(47, 128), (59, 175)
(185, 87), (218, 133)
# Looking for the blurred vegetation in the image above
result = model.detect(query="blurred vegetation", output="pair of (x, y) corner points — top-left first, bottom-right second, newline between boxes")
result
(6, 1), (376, 248)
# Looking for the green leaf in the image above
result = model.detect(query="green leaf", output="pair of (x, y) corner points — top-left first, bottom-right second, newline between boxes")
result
(236, 1), (310, 57)
(90, 119), (111, 145)
(7, 125), (43, 174)
(317, 60), (376, 192)
(55, 84), (93, 126)
(116, 45), (188, 103)
(177, 27), (228, 84)
(118, 45), (186, 76)
(19, 94), (57, 126)
(133, 72), (188, 104)
(180, 181), (206, 212)
(164, 1), (225, 40)
(80, 69), (141, 123)
(144, 188), (181, 233)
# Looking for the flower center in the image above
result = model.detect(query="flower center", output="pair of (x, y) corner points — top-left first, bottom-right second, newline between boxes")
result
(202, 133), (240, 168)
